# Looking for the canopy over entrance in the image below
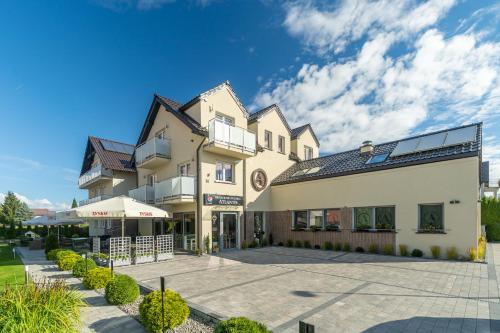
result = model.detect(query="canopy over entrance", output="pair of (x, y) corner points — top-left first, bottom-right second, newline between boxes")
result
(56, 195), (169, 237)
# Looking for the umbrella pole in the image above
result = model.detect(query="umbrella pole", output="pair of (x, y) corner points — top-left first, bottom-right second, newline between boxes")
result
(121, 217), (125, 238)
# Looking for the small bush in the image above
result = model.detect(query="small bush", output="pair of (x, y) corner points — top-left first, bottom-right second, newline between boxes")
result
(286, 239), (293, 247)
(261, 238), (268, 247)
(269, 233), (273, 246)
(73, 258), (97, 278)
(355, 246), (364, 253)
(382, 244), (394, 255)
(446, 247), (458, 260)
(411, 249), (423, 257)
(55, 250), (77, 262)
(83, 267), (113, 289)
(324, 241), (333, 250)
(467, 247), (477, 261)
(334, 243), (342, 251)
(304, 240), (311, 249)
(314, 244), (321, 250)
(294, 240), (303, 248)
(278, 242), (283, 246)
(58, 253), (82, 271)
(47, 248), (65, 261)
(0, 279), (84, 333)
(430, 245), (441, 259)
(342, 243), (351, 252)
(105, 274), (139, 305)
(44, 233), (59, 254)
(368, 244), (378, 254)
(399, 244), (409, 256)
(215, 317), (271, 333)
(478, 235), (486, 259)
(139, 290), (189, 332)
(241, 241), (248, 250)
(251, 240), (259, 248)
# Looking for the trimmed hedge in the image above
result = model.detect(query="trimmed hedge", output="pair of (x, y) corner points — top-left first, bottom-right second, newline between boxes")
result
(83, 268), (113, 290)
(215, 317), (272, 333)
(58, 254), (82, 271)
(105, 274), (139, 305)
(72, 259), (97, 278)
(139, 290), (189, 332)
(47, 248), (66, 261)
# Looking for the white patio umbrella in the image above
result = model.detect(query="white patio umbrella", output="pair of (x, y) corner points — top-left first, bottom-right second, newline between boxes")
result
(22, 215), (84, 226)
(56, 195), (169, 237)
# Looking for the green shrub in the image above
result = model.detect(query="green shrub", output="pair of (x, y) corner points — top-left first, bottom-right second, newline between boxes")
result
(139, 290), (189, 332)
(304, 240), (311, 249)
(342, 243), (351, 252)
(241, 241), (248, 250)
(44, 233), (59, 254)
(47, 248), (65, 261)
(269, 233), (273, 246)
(368, 244), (378, 254)
(58, 253), (82, 271)
(324, 241), (333, 250)
(286, 239), (293, 247)
(105, 274), (139, 305)
(250, 240), (259, 248)
(446, 247), (458, 260)
(411, 249), (423, 257)
(215, 317), (272, 333)
(467, 247), (477, 261)
(55, 249), (77, 262)
(314, 244), (320, 249)
(430, 245), (441, 259)
(483, 197), (500, 241)
(382, 244), (394, 255)
(83, 268), (113, 289)
(294, 240), (303, 248)
(73, 258), (97, 278)
(261, 238), (268, 247)
(334, 243), (342, 251)
(0, 280), (84, 333)
(399, 244), (409, 256)
(355, 246), (364, 253)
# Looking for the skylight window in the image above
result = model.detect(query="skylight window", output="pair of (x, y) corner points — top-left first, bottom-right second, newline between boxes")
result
(292, 166), (321, 177)
(366, 153), (388, 165)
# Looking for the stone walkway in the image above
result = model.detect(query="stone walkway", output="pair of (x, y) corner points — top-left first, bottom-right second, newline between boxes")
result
(17, 247), (145, 333)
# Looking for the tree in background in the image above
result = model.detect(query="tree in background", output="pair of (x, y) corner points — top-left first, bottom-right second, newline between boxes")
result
(0, 191), (32, 226)
(482, 197), (500, 241)
(71, 198), (78, 208)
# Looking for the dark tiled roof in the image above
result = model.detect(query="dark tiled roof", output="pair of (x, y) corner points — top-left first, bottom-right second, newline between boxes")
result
(291, 124), (320, 146)
(81, 136), (136, 175)
(272, 123), (482, 186)
(248, 104), (292, 134)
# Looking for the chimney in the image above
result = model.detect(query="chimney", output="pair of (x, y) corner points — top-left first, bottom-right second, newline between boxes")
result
(360, 140), (374, 155)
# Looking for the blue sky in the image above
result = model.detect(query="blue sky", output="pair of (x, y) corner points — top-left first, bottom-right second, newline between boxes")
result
(0, 0), (499, 209)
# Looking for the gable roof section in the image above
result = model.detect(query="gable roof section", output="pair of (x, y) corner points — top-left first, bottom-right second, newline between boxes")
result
(272, 123), (482, 186)
(291, 124), (320, 147)
(136, 94), (206, 146)
(248, 104), (292, 134)
(80, 136), (136, 175)
(179, 81), (249, 118)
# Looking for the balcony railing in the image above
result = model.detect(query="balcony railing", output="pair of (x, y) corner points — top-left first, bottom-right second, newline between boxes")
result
(208, 119), (256, 153)
(135, 137), (171, 166)
(155, 176), (196, 203)
(129, 185), (155, 204)
(79, 194), (112, 206)
(78, 165), (112, 187)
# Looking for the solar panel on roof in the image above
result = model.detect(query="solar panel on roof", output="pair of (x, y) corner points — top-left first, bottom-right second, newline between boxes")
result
(390, 138), (420, 157)
(415, 132), (446, 152)
(443, 126), (477, 147)
(101, 140), (134, 155)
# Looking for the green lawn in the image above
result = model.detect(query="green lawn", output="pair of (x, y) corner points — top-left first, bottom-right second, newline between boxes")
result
(0, 242), (25, 290)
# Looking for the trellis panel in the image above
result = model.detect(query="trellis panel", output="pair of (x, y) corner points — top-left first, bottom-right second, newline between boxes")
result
(135, 235), (155, 264)
(110, 237), (131, 266)
(156, 234), (174, 261)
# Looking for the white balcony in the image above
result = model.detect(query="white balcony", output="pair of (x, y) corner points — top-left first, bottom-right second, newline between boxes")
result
(155, 176), (196, 204)
(206, 119), (256, 158)
(79, 194), (112, 206)
(129, 185), (155, 204)
(135, 137), (171, 169)
(78, 165), (113, 189)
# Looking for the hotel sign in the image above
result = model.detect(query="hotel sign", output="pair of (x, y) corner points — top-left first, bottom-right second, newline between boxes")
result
(203, 194), (243, 206)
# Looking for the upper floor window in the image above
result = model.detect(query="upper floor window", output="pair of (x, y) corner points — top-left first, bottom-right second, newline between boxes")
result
(178, 162), (192, 176)
(304, 146), (313, 160)
(419, 204), (443, 232)
(216, 113), (234, 126)
(215, 161), (233, 183)
(278, 135), (285, 154)
(264, 130), (272, 150)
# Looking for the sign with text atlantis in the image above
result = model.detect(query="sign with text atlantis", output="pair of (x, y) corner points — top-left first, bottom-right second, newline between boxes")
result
(203, 194), (243, 206)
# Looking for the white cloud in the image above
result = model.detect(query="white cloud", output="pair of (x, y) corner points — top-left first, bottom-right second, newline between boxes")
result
(0, 155), (44, 171)
(0, 192), (70, 211)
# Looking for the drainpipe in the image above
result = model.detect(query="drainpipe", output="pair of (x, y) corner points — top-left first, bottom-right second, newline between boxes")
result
(196, 137), (205, 250)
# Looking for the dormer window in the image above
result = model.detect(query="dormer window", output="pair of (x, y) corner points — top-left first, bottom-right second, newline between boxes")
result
(304, 146), (313, 160)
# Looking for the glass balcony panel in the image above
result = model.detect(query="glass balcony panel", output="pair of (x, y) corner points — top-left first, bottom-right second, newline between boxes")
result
(136, 137), (171, 166)
(208, 119), (256, 153)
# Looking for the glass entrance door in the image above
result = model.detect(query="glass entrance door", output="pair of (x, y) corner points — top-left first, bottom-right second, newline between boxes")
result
(221, 212), (238, 250)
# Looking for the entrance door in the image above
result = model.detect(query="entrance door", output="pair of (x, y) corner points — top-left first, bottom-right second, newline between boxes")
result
(220, 212), (238, 250)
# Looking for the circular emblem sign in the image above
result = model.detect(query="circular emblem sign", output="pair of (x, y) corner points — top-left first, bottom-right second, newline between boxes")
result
(251, 169), (268, 191)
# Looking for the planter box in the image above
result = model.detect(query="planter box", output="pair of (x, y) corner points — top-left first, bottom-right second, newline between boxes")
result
(135, 255), (155, 264)
(157, 253), (174, 261)
(112, 259), (131, 267)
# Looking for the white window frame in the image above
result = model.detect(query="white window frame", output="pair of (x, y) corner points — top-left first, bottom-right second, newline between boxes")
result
(215, 161), (234, 183)
(304, 145), (313, 160)
(215, 113), (235, 126)
(264, 130), (273, 150)
(178, 162), (192, 176)
(278, 135), (285, 154)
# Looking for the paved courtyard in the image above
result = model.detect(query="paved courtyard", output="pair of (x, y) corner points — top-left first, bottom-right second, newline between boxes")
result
(117, 244), (500, 333)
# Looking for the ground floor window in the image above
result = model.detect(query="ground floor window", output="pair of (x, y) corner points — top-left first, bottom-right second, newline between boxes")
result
(293, 211), (308, 230)
(353, 206), (395, 231)
(309, 210), (324, 229)
(419, 204), (443, 232)
(173, 212), (196, 250)
(325, 209), (341, 230)
(292, 208), (341, 230)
